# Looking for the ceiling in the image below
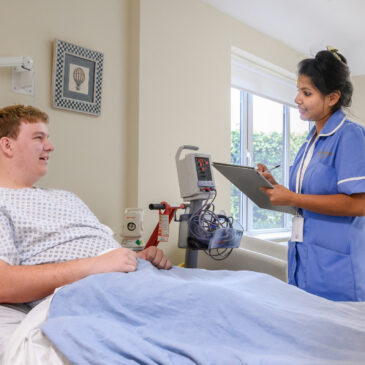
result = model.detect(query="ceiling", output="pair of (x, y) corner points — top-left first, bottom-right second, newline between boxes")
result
(202, 0), (365, 76)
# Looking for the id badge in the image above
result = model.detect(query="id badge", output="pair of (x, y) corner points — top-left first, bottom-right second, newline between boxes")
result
(291, 215), (304, 242)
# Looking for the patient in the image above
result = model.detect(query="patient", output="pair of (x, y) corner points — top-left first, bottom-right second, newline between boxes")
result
(0, 104), (171, 349)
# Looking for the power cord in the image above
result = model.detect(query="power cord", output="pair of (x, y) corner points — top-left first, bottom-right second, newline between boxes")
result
(188, 189), (236, 260)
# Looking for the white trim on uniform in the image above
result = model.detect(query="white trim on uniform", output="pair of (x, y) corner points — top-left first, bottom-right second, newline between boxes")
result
(319, 115), (347, 137)
(338, 176), (365, 185)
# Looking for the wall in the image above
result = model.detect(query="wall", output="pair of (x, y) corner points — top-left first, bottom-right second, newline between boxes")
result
(0, 0), (131, 235)
(351, 75), (365, 126)
(1, 0), (364, 265)
(137, 0), (303, 263)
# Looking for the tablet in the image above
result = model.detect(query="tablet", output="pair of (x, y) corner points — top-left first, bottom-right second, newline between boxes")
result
(213, 162), (297, 215)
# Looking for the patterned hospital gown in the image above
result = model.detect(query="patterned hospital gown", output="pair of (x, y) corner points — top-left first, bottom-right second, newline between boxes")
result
(0, 188), (120, 266)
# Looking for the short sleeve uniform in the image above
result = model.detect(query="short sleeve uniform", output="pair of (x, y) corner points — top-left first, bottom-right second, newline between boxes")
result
(288, 109), (365, 301)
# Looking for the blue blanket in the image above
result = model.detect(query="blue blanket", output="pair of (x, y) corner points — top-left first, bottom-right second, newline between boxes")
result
(42, 260), (365, 365)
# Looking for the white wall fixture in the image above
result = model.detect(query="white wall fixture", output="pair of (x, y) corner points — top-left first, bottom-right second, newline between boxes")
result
(0, 56), (35, 96)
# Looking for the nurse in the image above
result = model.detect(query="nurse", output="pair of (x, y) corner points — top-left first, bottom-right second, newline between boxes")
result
(259, 47), (365, 301)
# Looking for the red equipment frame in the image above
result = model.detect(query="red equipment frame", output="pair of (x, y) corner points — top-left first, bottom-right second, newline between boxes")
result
(145, 201), (185, 248)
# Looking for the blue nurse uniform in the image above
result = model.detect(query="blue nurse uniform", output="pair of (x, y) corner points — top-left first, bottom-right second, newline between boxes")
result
(288, 109), (365, 301)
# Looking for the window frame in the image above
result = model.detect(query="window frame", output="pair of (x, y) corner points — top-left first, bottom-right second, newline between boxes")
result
(230, 47), (315, 239)
(233, 88), (298, 236)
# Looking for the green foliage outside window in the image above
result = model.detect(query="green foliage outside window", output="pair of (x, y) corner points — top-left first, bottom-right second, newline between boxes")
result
(230, 130), (307, 229)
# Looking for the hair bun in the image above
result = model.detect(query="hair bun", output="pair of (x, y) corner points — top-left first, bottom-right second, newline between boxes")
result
(326, 45), (347, 64)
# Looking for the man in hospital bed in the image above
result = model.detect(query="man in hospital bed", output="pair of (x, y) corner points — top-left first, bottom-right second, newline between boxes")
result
(2, 105), (365, 365)
(0, 104), (171, 350)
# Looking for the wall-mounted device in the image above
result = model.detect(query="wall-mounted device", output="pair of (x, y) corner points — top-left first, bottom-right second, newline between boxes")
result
(0, 56), (35, 95)
(175, 145), (215, 201)
(121, 208), (145, 251)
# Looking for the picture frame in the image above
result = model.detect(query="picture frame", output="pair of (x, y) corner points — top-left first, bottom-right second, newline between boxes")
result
(52, 39), (104, 116)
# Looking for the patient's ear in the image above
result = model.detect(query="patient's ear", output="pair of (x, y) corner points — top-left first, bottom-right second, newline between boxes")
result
(0, 137), (14, 157)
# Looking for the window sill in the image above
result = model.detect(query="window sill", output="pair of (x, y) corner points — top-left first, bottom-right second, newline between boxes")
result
(249, 231), (290, 243)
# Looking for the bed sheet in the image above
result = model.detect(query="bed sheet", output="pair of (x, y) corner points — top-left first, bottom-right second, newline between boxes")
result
(39, 260), (365, 365)
(0, 304), (29, 354)
(1, 295), (70, 365)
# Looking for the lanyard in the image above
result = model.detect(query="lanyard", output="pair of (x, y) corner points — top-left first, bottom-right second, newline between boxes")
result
(295, 115), (346, 195)
(295, 134), (317, 194)
(292, 132), (317, 237)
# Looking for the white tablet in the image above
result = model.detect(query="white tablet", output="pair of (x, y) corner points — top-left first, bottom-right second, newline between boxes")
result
(213, 162), (297, 215)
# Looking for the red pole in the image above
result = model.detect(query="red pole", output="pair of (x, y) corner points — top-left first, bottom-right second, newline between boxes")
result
(145, 202), (185, 248)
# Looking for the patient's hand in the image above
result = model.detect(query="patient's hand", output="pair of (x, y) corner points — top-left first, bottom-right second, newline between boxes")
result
(93, 247), (139, 273)
(137, 246), (172, 270)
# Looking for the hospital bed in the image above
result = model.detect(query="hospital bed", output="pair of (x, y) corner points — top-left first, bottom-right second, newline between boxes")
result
(1, 237), (365, 365)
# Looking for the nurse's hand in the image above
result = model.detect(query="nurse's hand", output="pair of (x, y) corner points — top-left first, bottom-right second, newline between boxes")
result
(257, 163), (278, 185)
(260, 185), (296, 206)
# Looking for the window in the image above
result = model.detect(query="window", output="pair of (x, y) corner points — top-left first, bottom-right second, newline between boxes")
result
(230, 88), (310, 234)
(230, 47), (313, 236)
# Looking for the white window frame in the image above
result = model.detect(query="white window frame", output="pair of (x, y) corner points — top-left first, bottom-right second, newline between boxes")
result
(230, 47), (305, 239)
(234, 89), (294, 236)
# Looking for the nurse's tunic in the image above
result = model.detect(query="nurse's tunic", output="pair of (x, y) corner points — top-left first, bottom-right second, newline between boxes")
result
(288, 109), (365, 301)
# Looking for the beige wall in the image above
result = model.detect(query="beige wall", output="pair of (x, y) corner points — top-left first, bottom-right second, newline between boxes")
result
(351, 75), (365, 126)
(1, 0), (364, 264)
(137, 0), (304, 263)
(0, 0), (131, 235)
(138, 0), (365, 263)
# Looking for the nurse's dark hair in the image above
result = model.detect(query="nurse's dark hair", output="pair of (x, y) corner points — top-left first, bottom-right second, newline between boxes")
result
(297, 50), (353, 111)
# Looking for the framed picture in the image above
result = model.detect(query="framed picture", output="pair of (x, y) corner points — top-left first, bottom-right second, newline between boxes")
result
(52, 39), (104, 116)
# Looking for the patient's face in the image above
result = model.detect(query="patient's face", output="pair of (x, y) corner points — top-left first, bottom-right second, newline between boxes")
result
(11, 120), (54, 185)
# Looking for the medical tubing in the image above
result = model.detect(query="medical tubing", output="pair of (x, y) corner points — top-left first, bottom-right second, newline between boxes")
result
(188, 190), (227, 244)
(204, 248), (233, 261)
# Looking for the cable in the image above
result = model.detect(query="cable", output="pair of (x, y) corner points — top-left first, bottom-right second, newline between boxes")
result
(188, 190), (222, 246)
(204, 248), (233, 261)
(187, 189), (241, 260)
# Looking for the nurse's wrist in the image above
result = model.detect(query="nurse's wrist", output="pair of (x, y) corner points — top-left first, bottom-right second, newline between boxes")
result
(290, 192), (300, 207)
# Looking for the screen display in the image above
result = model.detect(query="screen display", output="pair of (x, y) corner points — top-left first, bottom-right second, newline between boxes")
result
(195, 157), (212, 181)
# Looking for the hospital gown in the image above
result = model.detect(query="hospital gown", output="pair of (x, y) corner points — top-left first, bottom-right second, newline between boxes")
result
(0, 188), (119, 266)
(0, 187), (120, 307)
(0, 187), (120, 349)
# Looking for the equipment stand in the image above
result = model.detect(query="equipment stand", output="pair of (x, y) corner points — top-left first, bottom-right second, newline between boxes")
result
(185, 249), (198, 268)
(183, 199), (203, 268)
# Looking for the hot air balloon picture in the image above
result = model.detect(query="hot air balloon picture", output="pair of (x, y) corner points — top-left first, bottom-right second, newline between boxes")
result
(52, 39), (104, 115)
(68, 64), (89, 94)
(73, 67), (85, 91)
